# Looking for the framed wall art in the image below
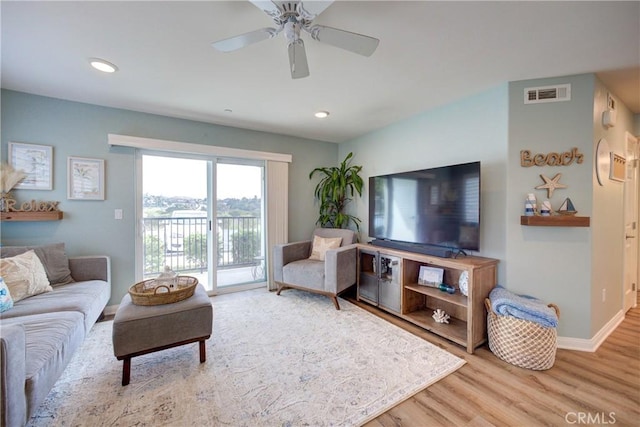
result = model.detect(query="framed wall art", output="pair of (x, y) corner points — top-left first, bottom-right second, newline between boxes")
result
(609, 152), (626, 182)
(8, 142), (53, 190)
(67, 157), (105, 200)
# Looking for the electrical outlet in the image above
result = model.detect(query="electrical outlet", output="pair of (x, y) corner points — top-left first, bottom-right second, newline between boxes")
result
(602, 289), (606, 302)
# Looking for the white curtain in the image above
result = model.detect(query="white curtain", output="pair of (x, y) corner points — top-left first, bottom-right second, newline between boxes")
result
(266, 160), (289, 290)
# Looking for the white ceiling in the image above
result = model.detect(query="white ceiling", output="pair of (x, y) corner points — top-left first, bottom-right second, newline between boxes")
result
(2, 1), (639, 143)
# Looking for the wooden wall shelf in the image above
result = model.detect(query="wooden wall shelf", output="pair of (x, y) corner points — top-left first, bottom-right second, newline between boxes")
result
(520, 215), (590, 227)
(1, 211), (63, 222)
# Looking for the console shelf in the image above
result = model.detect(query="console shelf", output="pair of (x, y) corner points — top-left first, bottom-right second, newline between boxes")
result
(404, 284), (468, 307)
(356, 244), (498, 354)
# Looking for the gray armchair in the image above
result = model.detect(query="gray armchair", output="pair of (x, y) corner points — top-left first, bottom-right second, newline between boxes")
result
(273, 228), (357, 310)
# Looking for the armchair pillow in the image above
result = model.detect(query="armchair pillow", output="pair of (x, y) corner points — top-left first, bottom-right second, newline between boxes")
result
(0, 250), (52, 302)
(308, 236), (342, 261)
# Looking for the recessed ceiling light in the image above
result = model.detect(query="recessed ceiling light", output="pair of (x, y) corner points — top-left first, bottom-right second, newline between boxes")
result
(89, 58), (118, 73)
(315, 111), (329, 119)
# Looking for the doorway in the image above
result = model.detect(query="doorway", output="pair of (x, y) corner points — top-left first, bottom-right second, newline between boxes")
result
(138, 153), (266, 294)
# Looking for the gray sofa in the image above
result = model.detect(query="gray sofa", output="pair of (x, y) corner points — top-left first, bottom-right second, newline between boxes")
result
(0, 244), (111, 427)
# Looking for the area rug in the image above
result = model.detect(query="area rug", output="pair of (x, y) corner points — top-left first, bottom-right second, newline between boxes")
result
(28, 289), (465, 427)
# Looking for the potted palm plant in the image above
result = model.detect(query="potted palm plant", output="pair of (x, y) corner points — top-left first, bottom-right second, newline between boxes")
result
(309, 152), (364, 231)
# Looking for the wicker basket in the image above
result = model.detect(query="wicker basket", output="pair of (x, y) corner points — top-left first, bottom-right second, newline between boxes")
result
(129, 276), (198, 306)
(485, 298), (560, 370)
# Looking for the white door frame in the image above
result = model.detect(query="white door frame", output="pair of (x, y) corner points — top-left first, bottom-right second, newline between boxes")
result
(623, 131), (639, 311)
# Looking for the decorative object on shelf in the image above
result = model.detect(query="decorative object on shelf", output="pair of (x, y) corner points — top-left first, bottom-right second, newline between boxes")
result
(418, 266), (444, 287)
(540, 200), (552, 216)
(68, 157), (105, 200)
(8, 142), (53, 190)
(520, 147), (584, 167)
(535, 173), (567, 198)
(1, 199), (60, 213)
(0, 162), (27, 212)
(557, 198), (577, 215)
(458, 270), (469, 297)
(524, 193), (537, 216)
(595, 138), (611, 186)
(432, 309), (450, 324)
(438, 283), (456, 294)
(609, 152), (626, 182)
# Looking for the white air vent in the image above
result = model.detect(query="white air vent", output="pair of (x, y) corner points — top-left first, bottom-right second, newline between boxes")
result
(524, 84), (571, 104)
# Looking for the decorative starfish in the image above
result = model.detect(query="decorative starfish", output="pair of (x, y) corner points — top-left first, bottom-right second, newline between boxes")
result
(535, 173), (567, 198)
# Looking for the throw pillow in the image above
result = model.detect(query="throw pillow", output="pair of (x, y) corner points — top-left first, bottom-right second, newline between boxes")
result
(309, 236), (342, 261)
(0, 250), (52, 302)
(0, 277), (13, 313)
(0, 243), (74, 286)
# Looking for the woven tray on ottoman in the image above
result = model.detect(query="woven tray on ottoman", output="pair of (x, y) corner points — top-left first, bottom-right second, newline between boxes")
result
(129, 276), (198, 306)
(485, 298), (560, 370)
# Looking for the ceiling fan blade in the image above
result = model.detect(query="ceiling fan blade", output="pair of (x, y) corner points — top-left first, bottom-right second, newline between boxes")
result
(309, 25), (379, 57)
(298, 0), (334, 20)
(212, 28), (277, 52)
(288, 40), (309, 79)
(248, 1), (281, 18)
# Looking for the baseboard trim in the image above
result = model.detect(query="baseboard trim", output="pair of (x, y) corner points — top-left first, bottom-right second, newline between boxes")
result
(557, 309), (625, 352)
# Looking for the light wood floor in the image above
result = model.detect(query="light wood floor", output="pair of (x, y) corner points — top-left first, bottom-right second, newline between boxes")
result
(346, 296), (640, 427)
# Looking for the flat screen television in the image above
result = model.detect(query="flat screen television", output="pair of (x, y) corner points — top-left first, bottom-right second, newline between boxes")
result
(369, 161), (480, 257)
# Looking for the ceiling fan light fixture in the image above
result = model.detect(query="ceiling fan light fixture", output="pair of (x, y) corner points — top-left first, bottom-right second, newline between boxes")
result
(315, 111), (330, 119)
(89, 58), (118, 73)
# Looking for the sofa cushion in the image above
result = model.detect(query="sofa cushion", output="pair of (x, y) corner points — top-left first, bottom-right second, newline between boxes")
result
(283, 259), (325, 291)
(0, 250), (52, 302)
(0, 243), (75, 286)
(308, 236), (342, 261)
(0, 280), (110, 334)
(0, 311), (85, 419)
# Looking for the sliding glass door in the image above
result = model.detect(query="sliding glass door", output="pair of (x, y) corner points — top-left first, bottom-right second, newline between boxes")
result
(216, 162), (265, 287)
(139, 153), (265, 293)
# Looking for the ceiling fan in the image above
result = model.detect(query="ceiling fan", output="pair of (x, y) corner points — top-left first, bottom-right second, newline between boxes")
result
(211, 0), (379, 79)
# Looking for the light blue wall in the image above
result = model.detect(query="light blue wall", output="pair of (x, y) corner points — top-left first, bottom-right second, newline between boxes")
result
(1, 90), (338, 304)
(340, 85), (509, 281)
(507, 74), (595, 338)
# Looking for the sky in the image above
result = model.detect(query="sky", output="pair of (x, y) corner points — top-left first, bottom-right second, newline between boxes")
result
(142, 155), (262, 199)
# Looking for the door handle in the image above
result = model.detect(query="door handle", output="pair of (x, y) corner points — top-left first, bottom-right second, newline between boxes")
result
(626, 234), (636, 239)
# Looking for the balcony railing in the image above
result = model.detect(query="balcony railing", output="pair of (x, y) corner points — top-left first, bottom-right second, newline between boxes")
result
(142, 216), (262, 276)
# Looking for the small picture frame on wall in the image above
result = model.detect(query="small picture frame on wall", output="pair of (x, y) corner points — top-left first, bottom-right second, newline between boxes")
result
(67, 157), (105, 200)
(609, 152), (626, 182)
(8, 142), (53, 190)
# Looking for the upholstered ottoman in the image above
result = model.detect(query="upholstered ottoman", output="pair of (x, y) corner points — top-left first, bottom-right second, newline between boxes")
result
(112, 284), (212, 385)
